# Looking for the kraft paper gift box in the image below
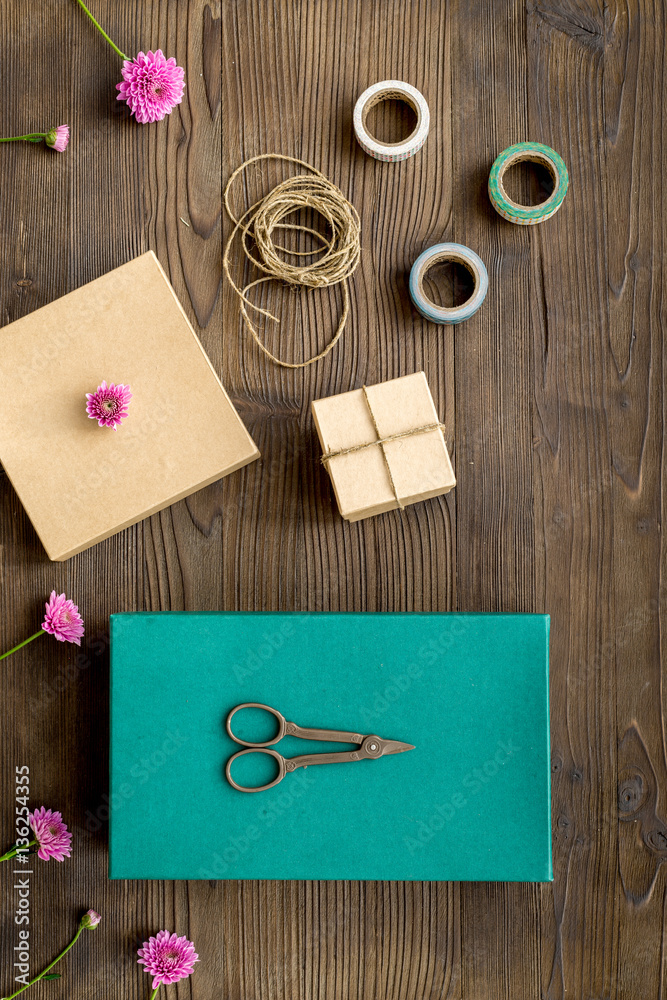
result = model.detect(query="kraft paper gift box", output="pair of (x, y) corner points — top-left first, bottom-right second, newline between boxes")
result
(311, 372), (455, 521)
(0, 252), (259, 560)
(109, 612), (552, 881)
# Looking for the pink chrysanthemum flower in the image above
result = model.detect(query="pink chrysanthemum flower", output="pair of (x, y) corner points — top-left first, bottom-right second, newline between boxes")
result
(45, 125), (70, 151)
(138, 931), (199, 989)
(29, 807), (73, 862)
(42, 591), (85, 645)
(85, 380), (132, 429)
(116, 50), (185, 124)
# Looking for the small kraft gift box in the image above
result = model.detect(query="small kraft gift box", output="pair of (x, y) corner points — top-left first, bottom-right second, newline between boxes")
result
(0, 252), (259, 560)
(311, 371), (455, 521)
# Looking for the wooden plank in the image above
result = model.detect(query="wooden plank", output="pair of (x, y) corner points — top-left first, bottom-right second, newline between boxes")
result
(600, 1), (667, 997)
(525, 0), (651, 997)
(0, 0), (156, 994)
(451, 2), (544, 998)
(218, 2), (460, 997)
(0, 0), (220, 997)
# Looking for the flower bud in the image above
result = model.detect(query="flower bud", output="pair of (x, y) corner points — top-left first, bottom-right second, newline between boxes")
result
(82, 909), (102, 929)
(44, 125), (70, 152)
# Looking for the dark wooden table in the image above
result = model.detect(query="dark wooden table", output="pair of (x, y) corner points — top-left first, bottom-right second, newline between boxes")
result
(1, 1), (664, 997)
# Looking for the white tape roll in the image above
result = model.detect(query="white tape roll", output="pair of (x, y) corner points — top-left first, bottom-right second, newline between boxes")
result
(353, 80), (430, 162)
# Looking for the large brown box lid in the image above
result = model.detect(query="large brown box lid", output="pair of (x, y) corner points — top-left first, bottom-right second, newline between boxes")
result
(0, 252), (259, 560)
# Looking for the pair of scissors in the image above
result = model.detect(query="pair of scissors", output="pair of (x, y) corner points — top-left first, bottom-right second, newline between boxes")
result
(225, 702), (415, 793)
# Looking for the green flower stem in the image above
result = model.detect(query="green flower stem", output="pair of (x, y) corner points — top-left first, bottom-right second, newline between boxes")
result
(149, 989), (159, 1000)
(0, 631), (44, 661)
(3, 924), (85, 999)
(73, 0), (128, 61)
(0, 839), (36, 863)
(0, 135), (46, 144)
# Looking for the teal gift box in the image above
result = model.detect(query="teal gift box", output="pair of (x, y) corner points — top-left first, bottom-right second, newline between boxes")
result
(109, 612), (552, 881)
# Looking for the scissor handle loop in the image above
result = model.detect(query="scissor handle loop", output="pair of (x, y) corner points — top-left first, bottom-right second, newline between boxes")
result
(226, 703), (286, 747)
(225, 748), (286, 793)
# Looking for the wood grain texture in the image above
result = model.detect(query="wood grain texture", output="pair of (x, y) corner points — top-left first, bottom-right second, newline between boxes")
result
(0, 0), (664, 997)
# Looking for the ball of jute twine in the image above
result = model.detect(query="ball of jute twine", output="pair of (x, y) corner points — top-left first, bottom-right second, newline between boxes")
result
(223, 154), (361, 368)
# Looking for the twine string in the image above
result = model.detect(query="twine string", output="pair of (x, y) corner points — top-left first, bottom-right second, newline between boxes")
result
(361, 386), (404, 510)
(320, 385), (447, 510)
(223, 154), (361, 369)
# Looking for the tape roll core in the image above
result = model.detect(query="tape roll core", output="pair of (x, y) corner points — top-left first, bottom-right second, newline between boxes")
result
(360, 91), (421, 149)
(409, 243), (488, 325)
(354, 81), (429, 161)
(488, 142), (568, 224)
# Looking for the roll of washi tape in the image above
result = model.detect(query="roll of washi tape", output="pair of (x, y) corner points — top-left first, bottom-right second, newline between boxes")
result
(488, 142), (569, 224)
(353, 80), (430, 162)
(409, 243), (488, 325)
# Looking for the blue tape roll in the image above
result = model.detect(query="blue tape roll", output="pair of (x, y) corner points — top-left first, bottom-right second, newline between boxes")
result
(409, 243), (488, 325)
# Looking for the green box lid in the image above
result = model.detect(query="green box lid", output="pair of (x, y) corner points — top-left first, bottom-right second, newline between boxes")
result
(109, 612), (552, 881)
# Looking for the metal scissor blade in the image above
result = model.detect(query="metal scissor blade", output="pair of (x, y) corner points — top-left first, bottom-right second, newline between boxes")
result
(381, 740), (415, 755)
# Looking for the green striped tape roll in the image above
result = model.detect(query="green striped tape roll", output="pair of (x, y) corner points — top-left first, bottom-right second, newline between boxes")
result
(488, 142), (568, 225)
